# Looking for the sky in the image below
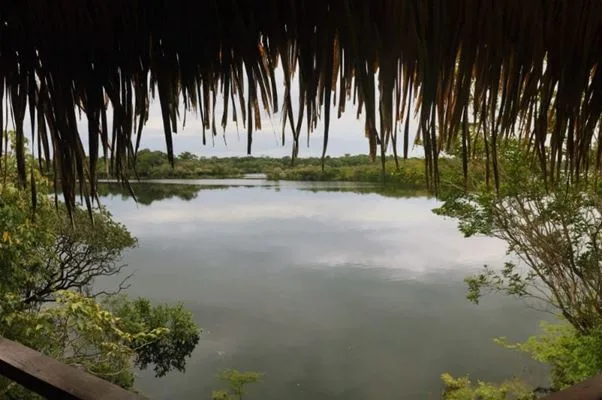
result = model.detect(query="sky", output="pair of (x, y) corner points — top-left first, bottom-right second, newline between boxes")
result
(136, 99), (424, 158)
(135, 68), (425, 158)
(16, 69), (425, 159)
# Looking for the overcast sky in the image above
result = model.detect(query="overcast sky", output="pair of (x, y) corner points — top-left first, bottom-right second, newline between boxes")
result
(17, 69), (424, 158)
(136, 99), (424, 158)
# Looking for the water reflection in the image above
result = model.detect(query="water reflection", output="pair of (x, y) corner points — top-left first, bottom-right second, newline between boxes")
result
(98, 179), (432, 206)
(97, 182), (206, 205)
(97, 181), (548, 399)
(298, 185), (432, 199)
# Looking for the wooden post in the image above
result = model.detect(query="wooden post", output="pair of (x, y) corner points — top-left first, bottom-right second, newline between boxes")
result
(0, 338), (147, 399)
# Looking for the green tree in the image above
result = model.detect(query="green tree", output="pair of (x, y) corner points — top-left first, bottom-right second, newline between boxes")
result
(211, 369), (263, 400)
(0, 188), (201, 397)
(434, 144), (602, 333)
(0, 142), (201, 397)
(1, 291), (163, 393)
(107, 296), (200, 378)
(178, 151), (198, 161)
(0, 181), (137, 303)
(437, 142), (602, 392)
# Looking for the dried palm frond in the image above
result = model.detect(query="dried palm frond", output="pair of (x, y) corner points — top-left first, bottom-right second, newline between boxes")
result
(1, 0), (602, 213)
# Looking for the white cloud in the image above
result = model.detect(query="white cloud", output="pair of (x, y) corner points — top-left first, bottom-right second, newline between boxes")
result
(108, 187), (506, 275)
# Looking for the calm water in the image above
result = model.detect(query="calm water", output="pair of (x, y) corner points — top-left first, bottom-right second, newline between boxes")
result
(98, 180), (549, 399)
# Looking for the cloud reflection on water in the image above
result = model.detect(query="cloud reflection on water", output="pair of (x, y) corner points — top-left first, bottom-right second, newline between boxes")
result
(104, 183), (506, 276)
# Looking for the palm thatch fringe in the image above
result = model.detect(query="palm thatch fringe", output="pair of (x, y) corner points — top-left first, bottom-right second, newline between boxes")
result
(1, 0), (602, 212)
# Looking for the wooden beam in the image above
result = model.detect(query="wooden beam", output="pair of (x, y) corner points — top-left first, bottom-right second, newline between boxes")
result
(542, 373), (602, 400)
(0, 338), (146, 399)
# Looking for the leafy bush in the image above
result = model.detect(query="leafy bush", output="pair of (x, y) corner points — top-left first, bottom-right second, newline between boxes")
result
(441, 373), (534, 400)
(212, 369), (263, 400)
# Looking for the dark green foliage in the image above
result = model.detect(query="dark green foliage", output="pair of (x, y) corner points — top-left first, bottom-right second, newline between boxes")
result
(212, 369), (263, 400)
(108, 297), (201, 377)
(0, 185), (137, 305)
(99, 149), (249, 179)
(97, 182), (209, 205)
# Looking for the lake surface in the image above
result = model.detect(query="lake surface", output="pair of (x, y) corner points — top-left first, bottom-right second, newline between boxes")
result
(98, 179), (549, 399)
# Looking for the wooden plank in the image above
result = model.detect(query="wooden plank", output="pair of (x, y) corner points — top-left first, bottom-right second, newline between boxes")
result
(0, 337), (147, 399)
(542, 373), (602, 400)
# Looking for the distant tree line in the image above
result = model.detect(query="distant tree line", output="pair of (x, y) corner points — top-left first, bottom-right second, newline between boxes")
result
(93, 149), (477, 193)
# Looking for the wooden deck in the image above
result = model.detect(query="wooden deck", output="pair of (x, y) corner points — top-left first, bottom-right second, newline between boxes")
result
(0, 338), (146, 399)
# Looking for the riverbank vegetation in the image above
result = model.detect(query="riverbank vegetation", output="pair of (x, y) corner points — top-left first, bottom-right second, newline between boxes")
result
(0, 141), (201, 397)
(96, 148), (472, 190)
(437, 141), (602, 398)
(212, 369), (264, 400)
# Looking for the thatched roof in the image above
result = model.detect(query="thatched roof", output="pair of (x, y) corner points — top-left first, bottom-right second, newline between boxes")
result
(1, 1), (602, 209)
